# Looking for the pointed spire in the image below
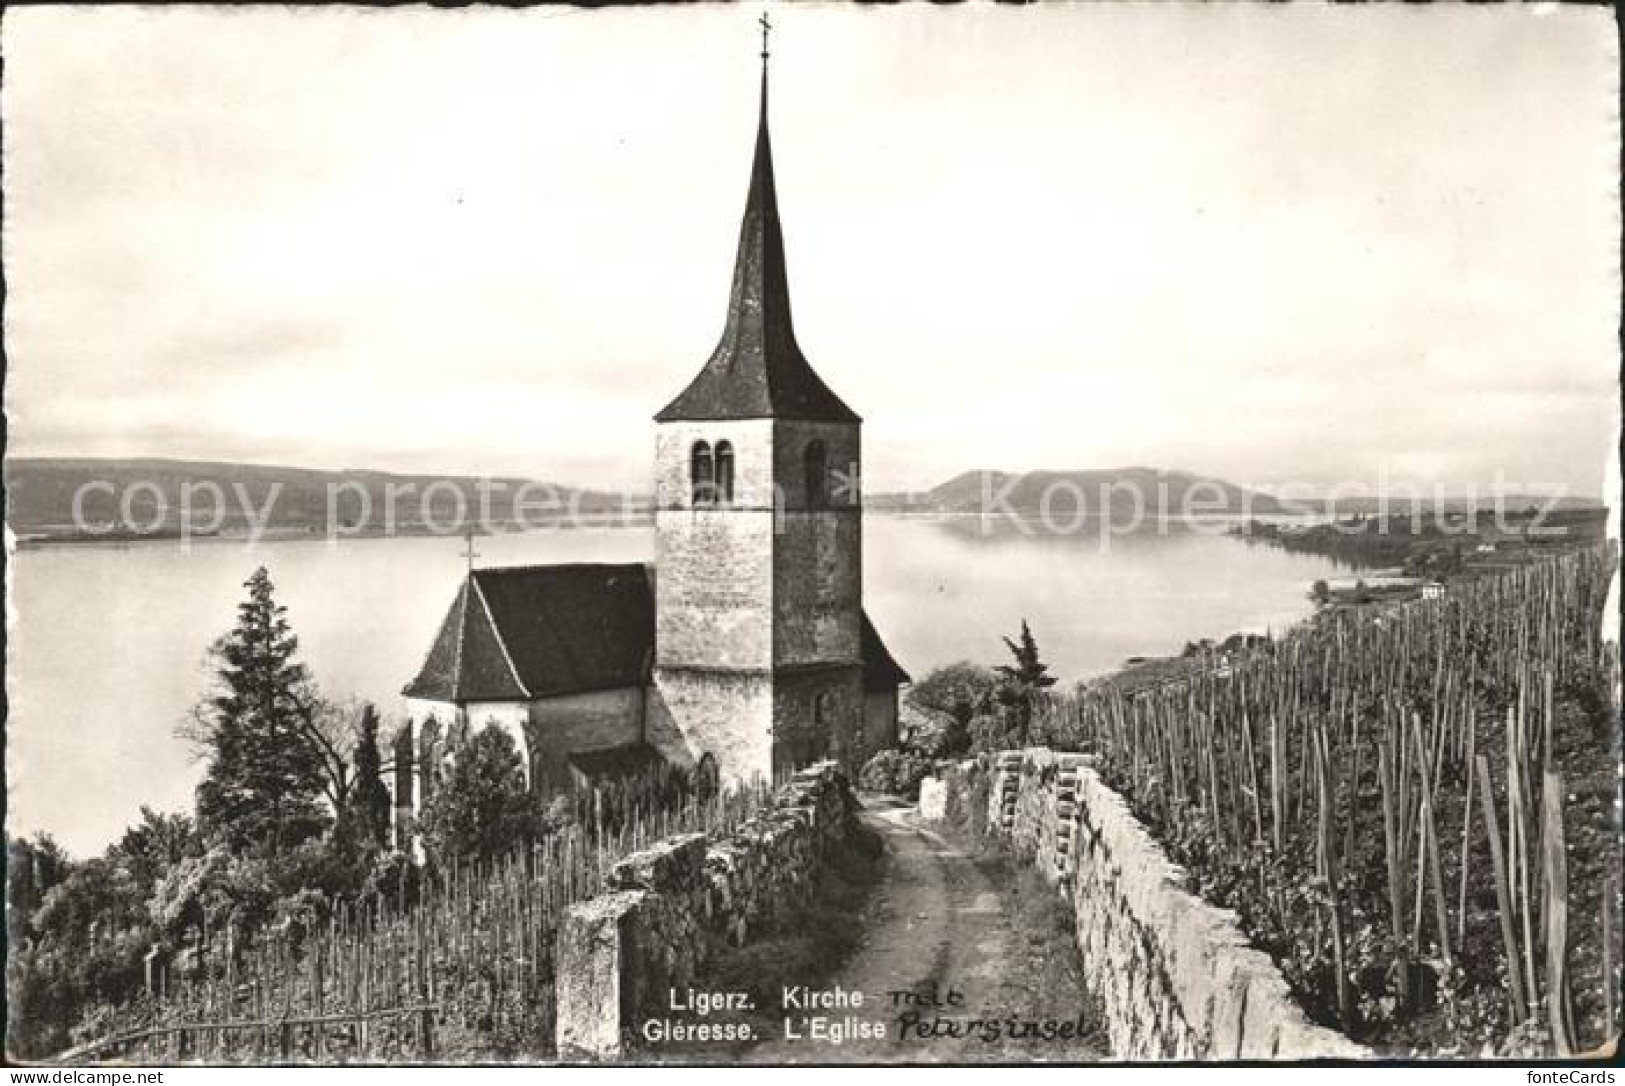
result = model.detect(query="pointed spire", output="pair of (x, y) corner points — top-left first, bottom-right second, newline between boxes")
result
(655, 22), (858, 424)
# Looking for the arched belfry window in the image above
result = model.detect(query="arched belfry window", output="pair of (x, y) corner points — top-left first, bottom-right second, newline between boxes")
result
(714, 441), (735, 504)
(690, 441), (714, 506)
(804, 440), (828, 509)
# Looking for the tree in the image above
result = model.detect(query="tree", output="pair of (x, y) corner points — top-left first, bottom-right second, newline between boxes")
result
(192, 567), (330, 857)
(1182, 638), (1217, 658)
(7, 833), (70, 926)
(109, 808), (197, 900)
(150, 846), (277, 956)
(969, 707), (1024, 754)
(417, 724), (538, 865)
(906, 662), (997, 755)
(417, 716), (445, 802)
(351, 704), (393, 850)
(907, 662), (998, 727)
(304, 698), (362, 814)
(15, 855), (152, 1055)
(996, 620), (1057, 696)
(993, 620), (1058, 746)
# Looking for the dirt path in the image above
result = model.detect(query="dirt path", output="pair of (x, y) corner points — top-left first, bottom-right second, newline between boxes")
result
(743, 798), (1103, 1064)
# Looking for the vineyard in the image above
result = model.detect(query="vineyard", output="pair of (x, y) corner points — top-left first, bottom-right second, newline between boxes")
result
(1032, 544), (1620, 1055)
(67, 779), (777, 1063)
(61, 546), (1620, 1062)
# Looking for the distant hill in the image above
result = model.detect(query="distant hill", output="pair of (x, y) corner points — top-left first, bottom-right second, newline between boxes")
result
(9, 458), (1602, 543)
(912, 468), (1306, 517)
(1312, 495), (1605, 516)
(4, 458), (649, 542)
(876, 469), (1607, 519)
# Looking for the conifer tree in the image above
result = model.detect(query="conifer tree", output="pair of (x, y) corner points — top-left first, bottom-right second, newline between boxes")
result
(995, 619), (1058, 744)
(351, 704), (393, 850)
(417, 716), (444, 800)
(417, 724), (537, 864)
(997, 619), (1057, 694)
(194, 567), (330, 856)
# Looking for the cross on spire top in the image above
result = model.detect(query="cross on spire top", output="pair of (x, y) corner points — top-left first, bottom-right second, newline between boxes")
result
(459, 525), (481, 573)
(759, 12), (771, 64)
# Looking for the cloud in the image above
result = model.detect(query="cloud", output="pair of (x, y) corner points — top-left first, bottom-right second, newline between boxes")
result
(3, 4), (1617, 496)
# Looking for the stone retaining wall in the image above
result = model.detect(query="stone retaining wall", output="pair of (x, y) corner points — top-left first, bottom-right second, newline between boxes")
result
(930, 748), (1370, 1061)
(555, 762), (853, 1059)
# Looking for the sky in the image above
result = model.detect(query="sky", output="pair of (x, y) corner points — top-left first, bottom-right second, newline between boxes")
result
(3, 3), (1619, 498)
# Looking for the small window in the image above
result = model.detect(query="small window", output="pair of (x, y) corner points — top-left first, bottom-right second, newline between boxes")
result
(714, 441), (735, 504)
(691, 441), (714, 505)
(804, 439), (828, 508)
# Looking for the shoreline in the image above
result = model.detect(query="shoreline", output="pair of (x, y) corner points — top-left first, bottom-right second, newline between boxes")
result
(9, 510), (1342, 552)
(9, 518), (659, 551)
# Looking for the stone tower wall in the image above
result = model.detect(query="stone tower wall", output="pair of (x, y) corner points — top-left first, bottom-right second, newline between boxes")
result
(771, 509), (861, 668)
(652, 417), (865, 779)
(654, 507), (775, 672)
(770, 665), (863, 774)
(772, 419), (862, 670)
(771, 420), (861, 511)
(647, 670), (774, 785)
(653, 419), (776, 510)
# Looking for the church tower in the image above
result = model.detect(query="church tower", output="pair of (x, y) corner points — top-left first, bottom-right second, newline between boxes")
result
(651, 39), (866, 783)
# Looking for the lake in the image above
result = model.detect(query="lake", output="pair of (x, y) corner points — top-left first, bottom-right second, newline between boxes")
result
(4, 515), (1344, 855)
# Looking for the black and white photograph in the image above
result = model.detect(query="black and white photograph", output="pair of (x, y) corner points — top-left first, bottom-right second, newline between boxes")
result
(1, 1), (1620, 1069)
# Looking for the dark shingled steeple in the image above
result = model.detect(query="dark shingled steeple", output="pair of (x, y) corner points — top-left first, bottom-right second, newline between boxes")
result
(655, 60), (859, 424)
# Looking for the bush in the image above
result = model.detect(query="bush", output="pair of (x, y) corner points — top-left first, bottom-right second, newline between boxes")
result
(417, 724), (539, 864)
(942, 762), (992, 850)
(969, 706), (1028, 753)
(857, 748), (935, 799)
(360, 849), (420, 909)
(898, 702), (964, 759)
(907, 663), (998, 732)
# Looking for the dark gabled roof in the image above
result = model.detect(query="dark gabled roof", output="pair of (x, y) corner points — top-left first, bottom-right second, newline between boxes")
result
(405, 560), (907, 702)
(403, 564), (654, 703)
(654, 69), (859, 425)
(401, 578), (528, 702)
(475, 564), (655, 696)
(861, 614), (911, 691)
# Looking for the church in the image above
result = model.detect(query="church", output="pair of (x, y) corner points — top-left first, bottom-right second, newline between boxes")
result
(401, 49), (909, 800)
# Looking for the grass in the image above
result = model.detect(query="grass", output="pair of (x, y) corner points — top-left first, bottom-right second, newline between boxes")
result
(996, 862), (1108, 1057)
(705, 820), (888, 1049)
